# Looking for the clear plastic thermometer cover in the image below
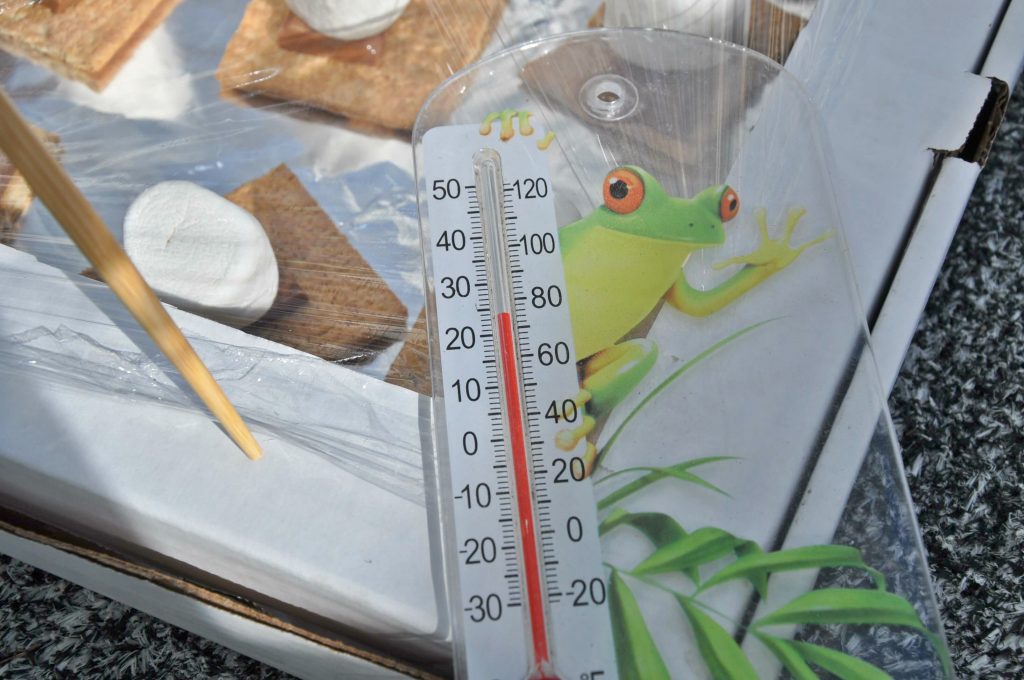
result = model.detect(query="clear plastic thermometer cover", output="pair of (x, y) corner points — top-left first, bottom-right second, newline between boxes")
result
(414, 29), (950, 680)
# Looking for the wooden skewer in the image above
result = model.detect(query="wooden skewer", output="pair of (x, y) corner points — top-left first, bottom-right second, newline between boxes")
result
(0, 87), (262, 461)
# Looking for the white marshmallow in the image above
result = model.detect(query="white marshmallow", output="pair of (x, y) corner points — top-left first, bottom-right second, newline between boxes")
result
(604, 0), (750, 44)
(124, 181), (279, 328)
(285, 0), (411, 41)
(603, 0), (752, 72)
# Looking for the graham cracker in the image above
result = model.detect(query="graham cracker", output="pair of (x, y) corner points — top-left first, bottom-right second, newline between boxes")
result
(217, 0), (505, 131)
(226, 164), (407, 362)
(1, 128), (59, 247)
(385, 308), (432, 395)
(41, 0), (82, 11)
(0, 0), (183, 91)
(0, 158), (31, 247)
(276, 12), (382, 65)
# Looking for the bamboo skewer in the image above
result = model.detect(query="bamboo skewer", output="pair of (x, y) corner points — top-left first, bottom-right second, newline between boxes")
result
(0, 88), (262, 460)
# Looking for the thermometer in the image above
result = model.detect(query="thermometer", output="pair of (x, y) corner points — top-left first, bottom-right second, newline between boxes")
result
(419, 125), (617, 680)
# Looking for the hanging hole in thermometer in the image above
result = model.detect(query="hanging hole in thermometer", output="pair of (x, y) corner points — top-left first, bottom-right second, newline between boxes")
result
(421, 125), (617, 680)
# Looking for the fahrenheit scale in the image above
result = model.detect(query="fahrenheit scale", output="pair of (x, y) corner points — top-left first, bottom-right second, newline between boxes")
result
(419, 125), (617, 680)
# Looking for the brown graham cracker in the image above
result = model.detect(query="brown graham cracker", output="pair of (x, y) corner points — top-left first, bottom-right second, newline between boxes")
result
(0, 0), (183, 91)
(1, 128), (59, 247)
(276, 12), (383, 65)
(217, 0), (504, 131)
(385, 308), (432, 395)
(41, 0), (83, 11)
(226, 164), (407, 362)
(0, 157), (32, 247)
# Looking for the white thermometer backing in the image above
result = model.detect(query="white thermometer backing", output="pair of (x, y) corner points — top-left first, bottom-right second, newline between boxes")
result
(419, 125), (617, 680)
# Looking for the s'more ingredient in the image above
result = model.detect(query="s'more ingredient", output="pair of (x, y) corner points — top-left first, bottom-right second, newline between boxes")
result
(226, 164), (407, 362)
(284, 0), (411, 41)
(1, 128), (60, 247)
(0, 0), (183, 91)
(217, 0), (504, 131)
(124, 181), (279, 328)
(386, 308), (431, 395)
(1, 155), (33, 246)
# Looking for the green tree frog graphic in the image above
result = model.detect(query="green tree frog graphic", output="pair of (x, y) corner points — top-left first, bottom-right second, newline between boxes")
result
(482, 112), (829, 474)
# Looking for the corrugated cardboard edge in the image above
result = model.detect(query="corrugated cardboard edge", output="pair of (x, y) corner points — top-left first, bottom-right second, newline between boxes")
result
(933, 77), (1011, 166)
(0, 506), (443, 680)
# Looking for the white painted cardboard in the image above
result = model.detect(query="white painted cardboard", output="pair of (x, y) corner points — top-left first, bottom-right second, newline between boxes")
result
(873, 0), (1024, 392)
(0, 247), (446, 664)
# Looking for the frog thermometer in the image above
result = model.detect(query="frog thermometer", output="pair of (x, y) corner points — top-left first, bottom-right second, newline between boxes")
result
(413, 25), (954, 680)
(417, 120), (617, 680)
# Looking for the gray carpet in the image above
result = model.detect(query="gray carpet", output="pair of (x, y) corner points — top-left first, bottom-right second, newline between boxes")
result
(888, 78), (1024, 677)
(1, 83), (1021, 680)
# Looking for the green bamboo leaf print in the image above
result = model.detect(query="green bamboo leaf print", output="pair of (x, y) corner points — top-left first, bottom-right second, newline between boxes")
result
(733, 540), (769, 598)
(754, 588), (950, 675)
(752, 588), (930, 632)
(596, 457), (735, 510)
(752, 633), (819, 680)
(699, 545), (887, 594)
(789, 640), (894, 680)
(676, 596), (758, 680)
(599, 510), (700, 584)
(608, 570), (671, 680)
(598, 321), (771, 466)
(633, 527), (745, 575)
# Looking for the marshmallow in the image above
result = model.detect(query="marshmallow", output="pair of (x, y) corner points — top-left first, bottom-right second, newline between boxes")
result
(603, 0), (752, 72)
(604, 0), (750, 44)
(285, 0), (411, 41)
(124, 181), (279, 328)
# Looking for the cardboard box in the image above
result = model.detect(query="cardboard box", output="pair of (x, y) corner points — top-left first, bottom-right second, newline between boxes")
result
(1, 1), (1022, 678)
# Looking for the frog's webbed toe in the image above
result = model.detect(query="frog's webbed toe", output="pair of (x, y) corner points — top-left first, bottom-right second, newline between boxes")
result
(556, 421), (598, 479)
(555, 413), (595, 452)
(479, 109), (532, 140)
(479, 110), (555, 150)
(712, 207), (829, 272)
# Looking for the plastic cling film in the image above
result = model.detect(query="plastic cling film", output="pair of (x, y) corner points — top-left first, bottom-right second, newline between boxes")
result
(0, 0), (870, 425)
(0, 321), (428, 502)
(0, 0), (611, 392)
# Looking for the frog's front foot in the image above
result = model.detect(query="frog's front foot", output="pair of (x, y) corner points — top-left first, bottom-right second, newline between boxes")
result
(479, 109), (555, 150)
(555, 389), (596, 451)
(555, 339), (658, 475)
(713, 207), (832, 273)
(553, 390), (598, 475)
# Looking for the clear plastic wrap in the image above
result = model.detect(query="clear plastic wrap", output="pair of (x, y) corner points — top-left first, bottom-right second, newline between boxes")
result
(0, 1), (849, 391)
(0, 0), (947, 677)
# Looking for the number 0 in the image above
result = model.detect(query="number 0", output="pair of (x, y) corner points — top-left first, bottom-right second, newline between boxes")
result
(567, 516), (583, 542)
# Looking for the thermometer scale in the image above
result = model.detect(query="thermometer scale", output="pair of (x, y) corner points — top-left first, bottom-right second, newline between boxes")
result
(420, 125), (617, 680)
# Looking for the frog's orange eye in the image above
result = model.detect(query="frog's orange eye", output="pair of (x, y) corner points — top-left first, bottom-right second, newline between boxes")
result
(603, 168), (644, 214)
(720, 187), (740, 221)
